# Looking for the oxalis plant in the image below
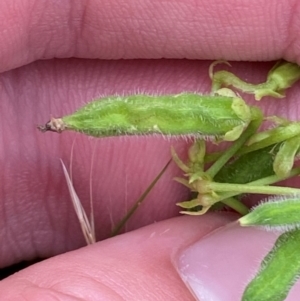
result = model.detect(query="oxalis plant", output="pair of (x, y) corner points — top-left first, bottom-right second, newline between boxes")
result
(38, 60), (300, 301)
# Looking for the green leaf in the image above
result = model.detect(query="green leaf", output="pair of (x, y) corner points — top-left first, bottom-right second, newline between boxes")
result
(242, 230), (300, 301)
(214, 145), (277, 184)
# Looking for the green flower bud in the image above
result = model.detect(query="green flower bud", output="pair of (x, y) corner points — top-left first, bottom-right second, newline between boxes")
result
(273, 136), (300, 177)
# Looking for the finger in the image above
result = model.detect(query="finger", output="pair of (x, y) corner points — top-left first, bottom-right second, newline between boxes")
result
(0, 214), (236, 301)
(176, 220), (300, 300)
(0, 0), (299, 72)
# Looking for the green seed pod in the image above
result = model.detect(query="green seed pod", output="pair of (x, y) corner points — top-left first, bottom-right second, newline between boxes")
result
(210, 60), (300, 101)
(242, 230), (300, 301)
(239, 195), (300, 231)
(38, 93), (254, 141)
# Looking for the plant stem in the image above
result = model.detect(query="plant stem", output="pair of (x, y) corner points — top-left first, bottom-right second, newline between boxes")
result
(208, 182), (300, 195)
(221, 197), (249, 215)
(111, 160), (171, 236)
(206, 115), (261, 178)
(215, 167), (300, 202)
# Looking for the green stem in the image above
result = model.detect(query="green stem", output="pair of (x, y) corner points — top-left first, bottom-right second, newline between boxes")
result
(208, 182), (300, 195)
(206, 114), (262, 178)
(204, 151), (222, 164)
(215, 167), (300, 202)
(221, 197), (249, 215)
(248, 167), (300, 186)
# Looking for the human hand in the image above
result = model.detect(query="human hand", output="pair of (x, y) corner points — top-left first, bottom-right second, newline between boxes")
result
(0, 1), (300, 300)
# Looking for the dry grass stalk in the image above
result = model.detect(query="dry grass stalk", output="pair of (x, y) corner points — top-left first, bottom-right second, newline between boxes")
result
(61, 159), (96, 245)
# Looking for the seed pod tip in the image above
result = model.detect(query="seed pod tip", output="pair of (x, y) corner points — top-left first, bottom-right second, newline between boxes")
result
(37, 117), (65, 133)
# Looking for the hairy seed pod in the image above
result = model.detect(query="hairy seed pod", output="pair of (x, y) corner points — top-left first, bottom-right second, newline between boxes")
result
(242, 230), (300, 301)
(239, 194), (300, 232)
(38, 93), (256, 141)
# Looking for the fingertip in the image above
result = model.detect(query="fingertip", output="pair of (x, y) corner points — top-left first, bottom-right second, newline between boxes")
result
(0, 214), (235, 301)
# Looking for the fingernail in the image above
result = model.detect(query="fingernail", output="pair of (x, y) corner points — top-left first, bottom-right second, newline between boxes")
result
(174, 222), (278, 301)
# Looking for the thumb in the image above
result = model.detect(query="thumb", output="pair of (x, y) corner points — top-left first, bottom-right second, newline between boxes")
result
(0, 214), (235, 301)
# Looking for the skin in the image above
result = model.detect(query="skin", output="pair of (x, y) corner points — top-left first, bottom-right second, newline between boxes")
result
(0, 0), (300, 300)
